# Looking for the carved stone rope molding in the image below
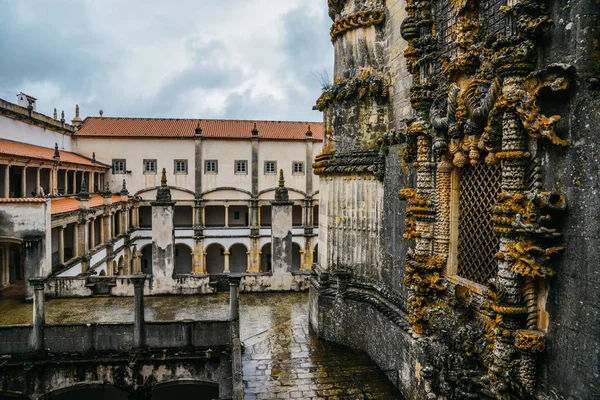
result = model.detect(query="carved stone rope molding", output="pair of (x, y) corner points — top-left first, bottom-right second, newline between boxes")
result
(330, 10), (385, 41)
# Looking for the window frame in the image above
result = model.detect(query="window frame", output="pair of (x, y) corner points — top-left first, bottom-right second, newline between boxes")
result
(235, 160), (248, 175)
(292, 161), (305, 175)
(174, 159), (188, 174)
(112, 159), (126, 174)
(143, 159), (157, 175)
(205, 160), (218, 174)
(264, 160), (277, 174)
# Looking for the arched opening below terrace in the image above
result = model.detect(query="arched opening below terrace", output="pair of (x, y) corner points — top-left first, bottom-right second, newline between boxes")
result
(174, 244), (192, 274)
(260, 243), (272, 273)
(205, 243), (225, 274)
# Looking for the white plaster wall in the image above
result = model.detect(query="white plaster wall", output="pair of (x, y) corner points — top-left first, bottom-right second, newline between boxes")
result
(73, 138), (195, 195)
(0, 115), (72, 151)
(201, 139), (252, 193)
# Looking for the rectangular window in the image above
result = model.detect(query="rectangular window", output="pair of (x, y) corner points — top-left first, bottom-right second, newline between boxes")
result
(205, 160), (218, 174)
(143, 159), (157, 174)
(293, 161), (304, 174)
(112, 159), (126, 174)
(174, 159), (188, 174)
(235, 160), (248, 174)
(264, 161), (276, 174)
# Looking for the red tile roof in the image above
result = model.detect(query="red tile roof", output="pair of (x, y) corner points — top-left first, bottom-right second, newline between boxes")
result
(51, 194), (124, 215)
(0, 198), (49, 203)
(0, 139), (109, 169)
(75, 117), (323, 140)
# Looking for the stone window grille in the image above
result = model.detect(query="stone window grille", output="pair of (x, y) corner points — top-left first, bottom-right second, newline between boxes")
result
(448, 163), (501, 285)
(143, 159), (157, 174)
(205, 160), (218, 174)
(265, 161), (276, 174)
(174, 159), (188, 174)
(112, 159), (126, 174)
(235, 160), (248, 174)
(293, 161), (304, 174)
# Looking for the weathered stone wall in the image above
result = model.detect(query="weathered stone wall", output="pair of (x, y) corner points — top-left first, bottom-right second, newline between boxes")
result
(312, 0), (600, 398)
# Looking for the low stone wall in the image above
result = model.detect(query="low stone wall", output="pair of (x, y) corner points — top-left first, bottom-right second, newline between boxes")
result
(0, 320), (231, 355)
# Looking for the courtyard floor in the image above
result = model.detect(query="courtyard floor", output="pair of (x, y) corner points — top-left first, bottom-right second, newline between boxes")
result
(0, 286), (402, 399)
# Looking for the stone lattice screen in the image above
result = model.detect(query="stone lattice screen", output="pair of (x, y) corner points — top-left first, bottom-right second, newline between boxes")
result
(457, 163), (502, 285)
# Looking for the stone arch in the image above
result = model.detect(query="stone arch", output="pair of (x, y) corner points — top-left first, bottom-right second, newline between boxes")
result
(0, 239), (23, 288)
(42, 384), (130, 400)
(291, 242), (302, 272)
(205, 243), (225, 274)
(140, 245), (152, 275)
(174, 243), (193, 275)
(99, 270), (106, 276)
(229, 243), (248, 273)
(260, 243), (272, 273)
(150, 380), (219, 400)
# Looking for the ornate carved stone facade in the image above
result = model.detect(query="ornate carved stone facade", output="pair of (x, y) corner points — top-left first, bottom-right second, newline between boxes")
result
(311, 0), (600, 399)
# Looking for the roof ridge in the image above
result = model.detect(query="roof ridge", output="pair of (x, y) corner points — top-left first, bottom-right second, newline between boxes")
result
(83, 116), (323, 124)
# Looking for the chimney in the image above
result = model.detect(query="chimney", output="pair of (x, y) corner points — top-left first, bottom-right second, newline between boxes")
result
(16, 92), (36, 111)
(251, 122), (259, 137)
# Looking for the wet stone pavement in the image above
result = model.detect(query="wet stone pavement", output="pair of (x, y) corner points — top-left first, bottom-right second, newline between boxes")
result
(239, 293), (401, 400)
(0, 287), (401, 399)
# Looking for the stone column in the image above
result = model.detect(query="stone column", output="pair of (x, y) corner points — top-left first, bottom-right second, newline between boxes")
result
(133, 204), (140, 229)
(30, 277), (46, 351)
(229, 275), (242, 321)
(271, 170), (293, 275)
(193, 240), (205, 274)
(73, 222), (79, 258)
(132, 275), (146, 348)
(64, 170), (68, 194)
(58, 226), (65, 265)
(257, 205), (262, 227)
(223, 250), (231, 273)
(152, 168), (176, 278)
(35, 167), (41, 196)
(89, 218), (96, 249)
(4, 165), (10, 198)
(51, 167), (58, 196)
(72, 171), (77, 194)
(224, 203), (229, 227)
(89, 172), (95, 193)
(21, 166), (27, 197)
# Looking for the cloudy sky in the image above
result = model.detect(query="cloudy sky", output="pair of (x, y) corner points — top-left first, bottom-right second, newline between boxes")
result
(0, 0), (333, 122)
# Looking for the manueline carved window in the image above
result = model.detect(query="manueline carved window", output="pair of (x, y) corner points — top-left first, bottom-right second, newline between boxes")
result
(448, 162), (501, 285)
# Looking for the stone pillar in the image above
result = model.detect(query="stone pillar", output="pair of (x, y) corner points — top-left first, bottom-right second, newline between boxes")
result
(257, 205), (262, 227)
(21, 166), (27, 197)
(89, 218), (96, 249)
(224, 203), (229, 227)
(229, 275), (242, 321)
(30, 277), (46, 351)
(51, 167), (58, 196)
(193, 240), (205, 274)
(223, 250), (231, 273)
(73, 222), (79, 258)
(132, 275), (146, 348)
(35, 167), (41, 196)
(64, 170), (68, 194)
(58, 226), (65, 265)
(89, 172), (95, 193)
(152, 169), (176, 278)
(4, 165), (10, 198)
(133, 204), (140, 229)
(303, 236), (314, 271)
(77, 185), (91, 258)
(78, 221), (89, 259)
(271, 170), (293, 275)
(72, 170), (77, 194)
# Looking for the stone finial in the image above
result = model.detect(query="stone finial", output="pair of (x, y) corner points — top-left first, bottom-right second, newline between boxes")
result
(155, 168), (173, 204)
(72, 104), (83, 126)
(161, 167), (167, 186)
(53, 108), (57, 120)
(306, 125), (313, 137)
(60, 111), (65, 122)
(195, 122), (202, 136)
(120, 179), (129, 195)
(274, 169), (290, 203)
(92, 152), (96, 163)
(99, 110), (104, 117)
(251, 122), (259, 137)
(78, 179), (90, 199)
(53, 143), (60, 161)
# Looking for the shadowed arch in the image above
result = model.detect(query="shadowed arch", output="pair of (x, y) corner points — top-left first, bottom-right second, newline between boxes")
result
(205, 243), (225, 274)
(260, 243), (272, 273)
(174, 243), (193, 274)
(229, 243), (248, 273)
(140, 245), (152, 275)
(291, 242), (302, 272)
